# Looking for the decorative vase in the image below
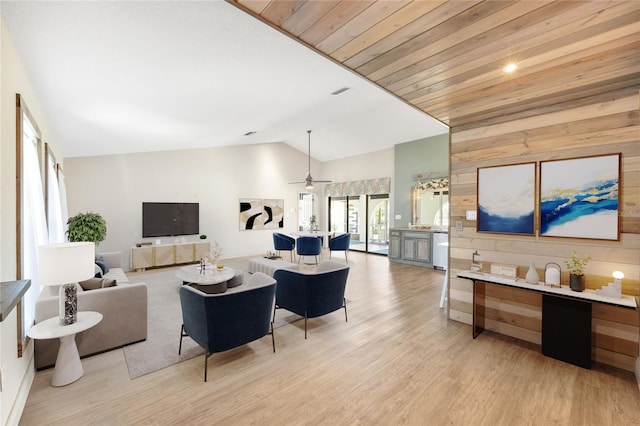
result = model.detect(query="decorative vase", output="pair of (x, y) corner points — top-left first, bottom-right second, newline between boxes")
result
(570, 274), (585, 292)
(525, 262), (539, 284)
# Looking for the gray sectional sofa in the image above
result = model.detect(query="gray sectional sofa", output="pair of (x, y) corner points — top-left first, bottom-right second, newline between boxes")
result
(34, 251), (148, 369)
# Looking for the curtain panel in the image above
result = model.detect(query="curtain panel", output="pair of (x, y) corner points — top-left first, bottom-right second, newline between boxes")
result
(325, 177), (390, 197)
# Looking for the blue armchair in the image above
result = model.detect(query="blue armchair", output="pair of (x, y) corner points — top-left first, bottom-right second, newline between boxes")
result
(329, 233), (351, 262)
(273, 260), (349, 338)
(179, 272), (276, 381)
(296, 236), (322, 265)
(273, 232), (295, 261)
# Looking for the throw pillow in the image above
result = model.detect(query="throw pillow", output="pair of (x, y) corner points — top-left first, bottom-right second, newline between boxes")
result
(79, 277), (117, 291)
(101, 278), (117, 288)
(95, 257), (110, 275)
(80, 278), (103, 291)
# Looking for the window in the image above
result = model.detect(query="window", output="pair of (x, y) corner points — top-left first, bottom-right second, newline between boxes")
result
(16, 94), (49, 354)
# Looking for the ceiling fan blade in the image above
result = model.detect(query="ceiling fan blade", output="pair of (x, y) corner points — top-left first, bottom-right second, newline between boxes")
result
(313, 180), (332, 183)
(288, 181), (306, 184)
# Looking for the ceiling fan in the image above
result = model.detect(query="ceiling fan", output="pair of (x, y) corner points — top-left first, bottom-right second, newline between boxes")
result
(290, 130), (331, 191)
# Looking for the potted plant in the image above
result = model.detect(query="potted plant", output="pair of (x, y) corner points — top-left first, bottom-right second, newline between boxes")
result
(67, 212), (107, 246)
(563, 251), (591, 292)
(309, 215), (317, 231)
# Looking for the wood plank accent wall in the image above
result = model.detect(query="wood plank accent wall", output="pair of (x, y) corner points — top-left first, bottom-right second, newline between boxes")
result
(449, 91), (640, 371)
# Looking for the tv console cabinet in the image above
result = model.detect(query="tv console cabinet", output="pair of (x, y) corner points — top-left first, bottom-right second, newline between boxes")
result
(131, 241), (210, 272)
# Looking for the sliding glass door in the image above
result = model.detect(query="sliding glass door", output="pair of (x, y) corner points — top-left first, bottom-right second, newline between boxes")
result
(329, 194), (389, 255)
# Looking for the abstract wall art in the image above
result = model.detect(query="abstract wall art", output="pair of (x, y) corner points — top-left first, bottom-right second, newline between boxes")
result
(540, 154), (620, 240)
(477, 162), (535, 235)
(262, 199), (284, 229)
(239, 198), (284, 230)
(239, 199), (263, 230)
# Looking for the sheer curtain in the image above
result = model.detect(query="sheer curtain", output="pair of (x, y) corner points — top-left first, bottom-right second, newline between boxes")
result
(57, 166), (69, 239)
(46, 153), (65, 243)
(21, 115), (49, 334)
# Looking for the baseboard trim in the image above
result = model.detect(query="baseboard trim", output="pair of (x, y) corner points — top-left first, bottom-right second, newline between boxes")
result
(6, 352), (35, 426)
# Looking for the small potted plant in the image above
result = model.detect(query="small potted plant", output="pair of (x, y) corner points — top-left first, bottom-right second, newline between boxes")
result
(67, 212), (107, 247)
(563, 251), (591, 292)
(309, 215), (317, 231)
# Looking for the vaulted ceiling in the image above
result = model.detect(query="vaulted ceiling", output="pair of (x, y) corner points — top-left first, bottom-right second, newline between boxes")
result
(231, 0), (640, 130)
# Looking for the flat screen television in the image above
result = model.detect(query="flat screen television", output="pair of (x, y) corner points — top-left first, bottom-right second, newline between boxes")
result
(142, 202), (199, 238)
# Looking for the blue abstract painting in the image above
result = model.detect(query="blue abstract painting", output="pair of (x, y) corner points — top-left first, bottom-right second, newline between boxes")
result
(477, 163), (535, 235)
(540, 154), (619, 240)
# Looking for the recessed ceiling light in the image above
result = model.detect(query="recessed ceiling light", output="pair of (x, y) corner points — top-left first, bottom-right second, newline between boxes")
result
(503, 63), (517, 73)
(244, 131), (256, 136)
(331, 87), (350, 95)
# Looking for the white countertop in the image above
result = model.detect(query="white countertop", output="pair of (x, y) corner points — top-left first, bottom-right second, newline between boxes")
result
(457, 270), (637, 309)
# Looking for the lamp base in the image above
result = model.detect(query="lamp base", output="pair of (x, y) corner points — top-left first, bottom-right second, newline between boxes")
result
(59, 283), (78, 325)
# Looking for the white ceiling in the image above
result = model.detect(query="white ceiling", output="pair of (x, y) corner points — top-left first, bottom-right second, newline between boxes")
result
(1, 1), (447, 162)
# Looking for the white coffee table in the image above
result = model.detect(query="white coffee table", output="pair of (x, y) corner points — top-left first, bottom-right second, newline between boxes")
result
(27, 311), (103, 386)
(176, 265), (234, 285)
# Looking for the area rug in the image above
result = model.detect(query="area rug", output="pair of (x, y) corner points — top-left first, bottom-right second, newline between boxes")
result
(122, 261), (302, 379)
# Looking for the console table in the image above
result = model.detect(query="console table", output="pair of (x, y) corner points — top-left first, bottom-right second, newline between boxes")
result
(457, 271), (637, 368)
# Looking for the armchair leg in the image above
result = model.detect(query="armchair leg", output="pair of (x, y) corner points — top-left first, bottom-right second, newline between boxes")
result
(304, 311), (308, 339)
(270, 322), (276, 352)
(179, 324), (185, 355)
(343, 298), (348, 322)
(204, 353), (208, 382)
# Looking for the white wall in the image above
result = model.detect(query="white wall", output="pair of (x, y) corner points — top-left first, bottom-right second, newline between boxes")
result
(319, 148), (395, 225)
(64, 143), (316, 268)
(0, 18), (53, 426)
(64, 145), (396, 269)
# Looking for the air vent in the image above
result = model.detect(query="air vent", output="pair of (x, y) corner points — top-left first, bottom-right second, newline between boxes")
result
(331, 87), (350, 95)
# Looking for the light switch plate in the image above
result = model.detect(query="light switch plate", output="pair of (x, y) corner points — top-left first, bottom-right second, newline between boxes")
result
(466, 210), (477, 220)
(455, 221), (463, 231)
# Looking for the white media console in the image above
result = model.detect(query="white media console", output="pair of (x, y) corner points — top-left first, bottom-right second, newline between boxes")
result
(131, 241), (210, 271)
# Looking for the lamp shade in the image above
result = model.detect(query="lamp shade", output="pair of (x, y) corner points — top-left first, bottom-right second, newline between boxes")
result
(38, 242), (95, 286)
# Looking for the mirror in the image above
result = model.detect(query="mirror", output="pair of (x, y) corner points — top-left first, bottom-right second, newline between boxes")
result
(412, 178), (449, 228)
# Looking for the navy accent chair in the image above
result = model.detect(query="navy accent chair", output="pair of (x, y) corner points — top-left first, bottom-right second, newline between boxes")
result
(178, 272), (276, 382)
(273, 233), (295, 261)
(273, 260), (349, 339)
(329, 233), (351, 263)
(296, 236), (322, 265)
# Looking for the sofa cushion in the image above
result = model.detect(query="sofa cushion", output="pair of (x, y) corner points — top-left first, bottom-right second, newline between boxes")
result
(80, 277), (117, 291)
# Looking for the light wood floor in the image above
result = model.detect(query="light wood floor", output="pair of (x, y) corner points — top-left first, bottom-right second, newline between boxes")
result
(20, 252), (640, 425)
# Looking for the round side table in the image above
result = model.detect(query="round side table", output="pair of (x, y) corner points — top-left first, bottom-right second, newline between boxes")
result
(28, 311), (102, 386)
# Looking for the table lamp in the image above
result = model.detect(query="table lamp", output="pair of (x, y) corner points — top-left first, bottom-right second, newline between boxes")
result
(38, 242), (95, 325)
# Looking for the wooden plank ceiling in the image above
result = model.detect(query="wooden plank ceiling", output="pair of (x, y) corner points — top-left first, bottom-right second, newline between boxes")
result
(229, 0), (640, 129)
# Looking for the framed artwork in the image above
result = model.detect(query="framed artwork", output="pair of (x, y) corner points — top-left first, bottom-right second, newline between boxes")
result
(477, 162), (535, 235)
(540, 154), (620, 240)
(239, 198), (285, 230)
(239, 199), (262, 230)
(262, 199), (284, 229)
